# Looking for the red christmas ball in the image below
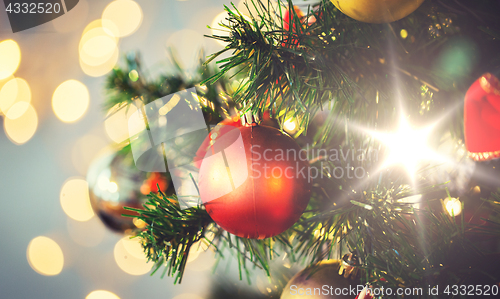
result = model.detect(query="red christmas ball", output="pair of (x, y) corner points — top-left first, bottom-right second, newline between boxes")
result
(195, 113), (279, 168)
(198, 123), (311, 239)
(464, 73), (500, 161)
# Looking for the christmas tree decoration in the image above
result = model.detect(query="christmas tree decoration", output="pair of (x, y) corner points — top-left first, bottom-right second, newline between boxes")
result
(87, 147), (171, 233)
(283, 6), (305, 32)
(195, 112), (279, 168)
(443, 197), (462, 217)
(464, 73), (500, 161)
(97, 0), (500, 291)
(194, 116), (243, 169)
(354, 287), (373, 299)
(199, 121), (311, 239)
(330, 0), (424, 23)
(281, 260), (357, 298)
(282, 5), (319, 47)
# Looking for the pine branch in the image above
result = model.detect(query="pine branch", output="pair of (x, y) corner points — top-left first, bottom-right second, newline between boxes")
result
(202, 0), (459, 132)
(125, 193), (212, 283)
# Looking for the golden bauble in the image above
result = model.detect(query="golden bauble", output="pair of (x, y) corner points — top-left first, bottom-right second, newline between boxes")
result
(331, 0), (425, 23)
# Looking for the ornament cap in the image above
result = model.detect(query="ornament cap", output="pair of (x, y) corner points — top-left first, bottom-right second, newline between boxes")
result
(241, 110), (261, 127)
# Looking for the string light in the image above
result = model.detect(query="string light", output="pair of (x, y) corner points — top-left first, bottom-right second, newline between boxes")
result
(370, 117), (436, 176)
(444, 197), (462, 217)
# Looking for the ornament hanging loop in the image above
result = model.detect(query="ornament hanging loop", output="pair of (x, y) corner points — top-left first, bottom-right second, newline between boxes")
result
(241, 109), (261, 127)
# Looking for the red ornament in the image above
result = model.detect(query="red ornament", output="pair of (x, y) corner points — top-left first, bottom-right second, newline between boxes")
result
(195, 112), (278, 168)
(194, 116), (242, 168)
(355, 286), (374, 299)
(282, 6), (318, 48)
(464, 73), (500, 161)
(141, 172), (169, 195)
(198, 123), (311, 239)
(284, 6), (306, 32)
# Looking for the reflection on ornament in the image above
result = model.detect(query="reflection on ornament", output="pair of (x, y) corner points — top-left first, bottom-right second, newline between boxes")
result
(87, 148), (171, 233)
(331, 0), (424, 24)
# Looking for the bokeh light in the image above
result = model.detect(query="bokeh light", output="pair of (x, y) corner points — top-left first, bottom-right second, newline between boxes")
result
(114, 236), (153, 275)
(52, 80), (90, 123)
(102, 0), (143, 37)
(121, 237), (146, 259)
(400, 29), (408, 39)
(86, 290), (121, 299)
(67, 217), (106, 247)
(0, 39), (21, 80)
(79, 24), (119, 63)
(80, 30), (118, 66)
(237, 0), (259, 17)
(434, 38), (478, 83)
(79, 20), (120, 77)
(80, 48), (120, 77)
(104, 104), (144, 143)
(27, 236), (64, 276)
(444, 197), (462, 217)
(0, 78), (31, 119)
(4, 104), (38, 145)
(128, 70), (139, 82)
(60, 178), (94, 222)
(211, 12), (230, 46)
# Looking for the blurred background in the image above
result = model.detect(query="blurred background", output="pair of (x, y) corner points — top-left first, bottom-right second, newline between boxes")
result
(0, 1), (280, 298)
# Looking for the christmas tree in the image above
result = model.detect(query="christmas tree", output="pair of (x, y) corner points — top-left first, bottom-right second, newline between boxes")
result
(98, 1), (500, 298)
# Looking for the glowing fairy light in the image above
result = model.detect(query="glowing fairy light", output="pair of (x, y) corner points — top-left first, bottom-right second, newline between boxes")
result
(370, 117), (437, 177)
(444, 197), (462, 217)
(400, 29), (408, 39)
(283, 118), (298, 134)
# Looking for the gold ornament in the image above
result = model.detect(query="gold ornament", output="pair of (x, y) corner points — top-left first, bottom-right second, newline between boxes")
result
(331, 0), (425, 23)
